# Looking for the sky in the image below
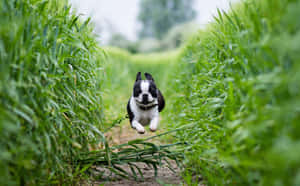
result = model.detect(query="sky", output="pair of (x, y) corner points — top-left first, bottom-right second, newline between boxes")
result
(70, 0), (239, 43)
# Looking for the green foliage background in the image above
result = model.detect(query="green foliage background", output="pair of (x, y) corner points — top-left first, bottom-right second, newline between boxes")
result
(0, 0), (104, 184)
(166, 0), (300, 185)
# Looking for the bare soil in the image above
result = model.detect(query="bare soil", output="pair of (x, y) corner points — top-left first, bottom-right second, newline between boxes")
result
(104, 121), (160, 145)
(95, 161), (181, 186)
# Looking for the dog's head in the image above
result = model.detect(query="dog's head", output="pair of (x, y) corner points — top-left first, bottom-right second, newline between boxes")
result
(132, 72), (158, 105)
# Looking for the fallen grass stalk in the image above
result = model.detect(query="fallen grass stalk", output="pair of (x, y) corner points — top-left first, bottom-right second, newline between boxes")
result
(76, 139), (185, 180)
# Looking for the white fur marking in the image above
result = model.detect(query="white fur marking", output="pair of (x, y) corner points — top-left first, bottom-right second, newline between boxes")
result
(141, 81), (149, 93)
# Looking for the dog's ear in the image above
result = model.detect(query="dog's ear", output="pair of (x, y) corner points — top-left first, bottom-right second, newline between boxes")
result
(136, 72), (142, 82)
(144, 72), (154, 82)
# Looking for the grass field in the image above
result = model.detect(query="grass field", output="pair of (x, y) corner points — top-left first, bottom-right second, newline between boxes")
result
(165, 0), (300, 185)
(0, 0), (105, 184)
(1, 0), (300, 185)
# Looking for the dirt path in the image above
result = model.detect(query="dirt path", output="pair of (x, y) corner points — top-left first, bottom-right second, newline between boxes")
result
(95, 161), (181, 186)
(95, 122), (183, 186)
(104, 121), (159, 145)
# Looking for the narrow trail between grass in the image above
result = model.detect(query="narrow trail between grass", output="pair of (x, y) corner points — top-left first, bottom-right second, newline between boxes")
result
(96, 122), (182, 186)
(90, 49), (188, 185)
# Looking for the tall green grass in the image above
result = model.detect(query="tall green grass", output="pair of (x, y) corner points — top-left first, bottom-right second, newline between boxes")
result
(166, 0), (300, 185)
(3, 0), (299, 185)
(0, 0), (104, 184)
(0, 1), (184, 184)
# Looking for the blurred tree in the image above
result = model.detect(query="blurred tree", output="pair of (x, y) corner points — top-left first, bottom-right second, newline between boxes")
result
(108, 33), (139, 53)
(108, 33), (130, 48)
(138, 0), (196, 39)
(161, 21), (199, 49)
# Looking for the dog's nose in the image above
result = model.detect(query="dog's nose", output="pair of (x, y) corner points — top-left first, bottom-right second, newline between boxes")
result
(142, 94), (148, 102)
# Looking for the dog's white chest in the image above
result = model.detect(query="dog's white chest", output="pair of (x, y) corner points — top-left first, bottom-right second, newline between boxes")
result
(130, 97), (158, 126)
(136, 108), (156, 125)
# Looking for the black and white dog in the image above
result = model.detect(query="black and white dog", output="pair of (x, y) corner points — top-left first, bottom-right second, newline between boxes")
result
(127, 72), (165, 134)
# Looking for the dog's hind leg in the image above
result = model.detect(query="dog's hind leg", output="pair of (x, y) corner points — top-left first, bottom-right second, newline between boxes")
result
(132, 120), (145, 134)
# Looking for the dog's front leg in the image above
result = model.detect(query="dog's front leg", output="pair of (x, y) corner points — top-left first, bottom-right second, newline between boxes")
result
(132, 120), (145, 134)
(149, 116), (159, 132)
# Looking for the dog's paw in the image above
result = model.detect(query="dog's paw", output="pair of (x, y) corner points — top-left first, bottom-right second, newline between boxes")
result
(149, 125), (157, 132)
(136, 126), (145, 134)
(138, 130), (145, 134)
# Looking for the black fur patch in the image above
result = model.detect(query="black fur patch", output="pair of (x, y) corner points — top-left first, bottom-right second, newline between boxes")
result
(127, 98), (134, 123)
(136, 72), (142, 82)
(138, 104), (158, 110)
(133, 81), (142, 97)
(157, 89), (165, 112)
(149, 82), (157, 98)
(144, 72), (154, 82)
